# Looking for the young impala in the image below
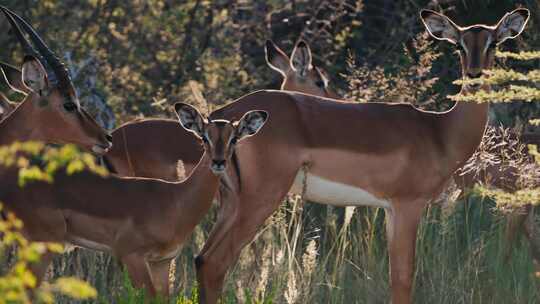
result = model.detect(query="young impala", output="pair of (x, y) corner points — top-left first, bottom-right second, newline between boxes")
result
(0, 6), (111, 153)
(190, 8), (530, 304)
(0, 103), (268, 298)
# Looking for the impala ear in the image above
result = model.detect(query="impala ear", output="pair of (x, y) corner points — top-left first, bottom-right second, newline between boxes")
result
(235, 110), (268, 141)
(174, 102), (207, 138)
(314, 67), (329, 88)
(420, 9), (460, 44)
(265, 40), (290, 76)
(0, 93), (13, 117)
(21, 56), (48, 94)
(291, 40), (312, 77)
(0, 61), (28, 94)
(495, 8), (529, 45)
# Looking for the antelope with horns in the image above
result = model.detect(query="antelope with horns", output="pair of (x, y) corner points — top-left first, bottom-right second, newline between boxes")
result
(0, 38), (333, 180)
(0, 6), (111, 153)
(189, 8), (530, 304)
(0, 103), (268, 298)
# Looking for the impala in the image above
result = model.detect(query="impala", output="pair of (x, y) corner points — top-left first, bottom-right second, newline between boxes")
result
(265, 39), (339, 98)
(102, 39), (336, 180)
(0, 38), (332, 179)
(188, 9), (530, 304)
(0, 103), (268, 298)
(269, 38), (540, 272)
(0, 6), (111, 153)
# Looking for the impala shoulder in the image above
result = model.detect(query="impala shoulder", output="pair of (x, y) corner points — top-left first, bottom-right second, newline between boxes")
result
(211, 89), (298, 120)
(245, 89), (301, 99)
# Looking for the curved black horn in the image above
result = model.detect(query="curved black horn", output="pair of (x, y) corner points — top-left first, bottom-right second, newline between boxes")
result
(0, 6), (41, 61)
(1, 6), (73, 92)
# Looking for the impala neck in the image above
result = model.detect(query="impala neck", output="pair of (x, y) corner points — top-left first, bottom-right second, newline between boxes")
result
(0, 100), (34, 146)
(174, 151), (220, 227)
(441, 85), (490, 172)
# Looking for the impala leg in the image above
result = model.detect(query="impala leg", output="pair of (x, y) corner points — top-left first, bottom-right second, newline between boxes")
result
(148, 258), (173, 298)
(385, 202), (424, 304)
(196, 218), (260, 304)
(121, 253), (156, 298)
(196, 214), (245, 303)
(503, 205), (529, 263)
(522, 205), (540, 270)
(198, 187), (238, 260)
(29, 250), (58, 284)
(21, 210), (67, 285)
(24, 250), (58, 303)
(196, 192), (286, 304)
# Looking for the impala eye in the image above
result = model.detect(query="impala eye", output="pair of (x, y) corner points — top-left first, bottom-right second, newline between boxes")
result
(63, 102), (77, 112)
(230, 137), (238, 145)
(315, 80), (325, 88)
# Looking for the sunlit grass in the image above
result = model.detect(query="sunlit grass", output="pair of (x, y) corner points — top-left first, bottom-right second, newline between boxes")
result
(104, 194), (540, 304)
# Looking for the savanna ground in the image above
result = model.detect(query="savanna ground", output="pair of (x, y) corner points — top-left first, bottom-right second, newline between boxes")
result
(1, 0), (540, 303)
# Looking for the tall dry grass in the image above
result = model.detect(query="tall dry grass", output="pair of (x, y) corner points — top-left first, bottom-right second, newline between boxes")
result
(7, 191), (536, 303)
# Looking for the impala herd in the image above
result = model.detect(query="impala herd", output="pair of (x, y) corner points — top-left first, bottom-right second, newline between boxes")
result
(0, 5), (534, 304)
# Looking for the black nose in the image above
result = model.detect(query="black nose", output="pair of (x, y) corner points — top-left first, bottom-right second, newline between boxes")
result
(105, 134), (113, 143)
(212, 160), (226, 167)
(211, 159), (226, 173)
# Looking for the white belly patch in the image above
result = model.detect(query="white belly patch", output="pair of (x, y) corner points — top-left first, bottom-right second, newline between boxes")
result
(290, 171), (390, 208)
(67, 236), (112, 252)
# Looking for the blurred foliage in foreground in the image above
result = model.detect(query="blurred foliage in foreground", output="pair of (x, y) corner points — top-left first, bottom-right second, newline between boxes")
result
(0, 0), (539, 303)
(0, 142), (110, 303)
(451, 50), (540, 210)
(0, 142), (108, 187)
(0, 209), (97, 303)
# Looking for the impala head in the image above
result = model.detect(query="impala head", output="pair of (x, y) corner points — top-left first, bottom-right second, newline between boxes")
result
(265, 40), (338, 98)
(175, 103), (268, 175)
(421, 8), (529, 86)
(0, 6), (112, 154)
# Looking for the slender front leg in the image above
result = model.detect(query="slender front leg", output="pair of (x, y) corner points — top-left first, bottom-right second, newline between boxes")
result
(385, 201), (425, 304)
(197, 187), (238, 260)
(29, 250), (58, 284)
(523, 205), (540, 269)
(148, 258), (173, 298)
(503, 205), (530, 263)
(196, 191), (289, 304)
(121, 253), (156, 298)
